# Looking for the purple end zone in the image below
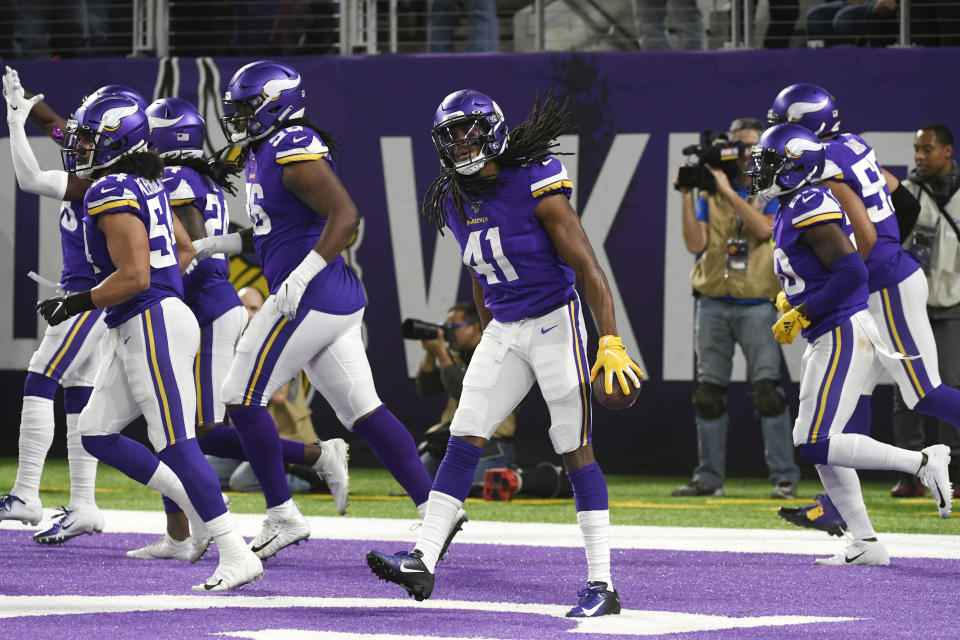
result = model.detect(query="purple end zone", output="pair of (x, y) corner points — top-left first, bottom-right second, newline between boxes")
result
(0, 530), (957, 639)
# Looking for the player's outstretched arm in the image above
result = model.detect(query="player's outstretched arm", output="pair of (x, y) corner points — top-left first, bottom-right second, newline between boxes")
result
(825, 179), (876, 260)
(535, 193), (642, 395)
(192, 226), (252, 261)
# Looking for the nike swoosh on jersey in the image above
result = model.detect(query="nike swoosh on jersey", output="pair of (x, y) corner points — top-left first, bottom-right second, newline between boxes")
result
(541, 325), (558, 334)
(100, 187), (117, 193)
(844, 551), (867, 563)
(292, 136), (307, 143)
(580, 601), (604, 616)
(250, 534), (279, 553)
(801, 194), (815, 203)
(399, 563), (424, 573)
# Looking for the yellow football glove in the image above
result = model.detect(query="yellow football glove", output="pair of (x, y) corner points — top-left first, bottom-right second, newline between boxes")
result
(772, 308), (811, 344)
(590, 335), (643, 395)
(775, 291), (792, 314)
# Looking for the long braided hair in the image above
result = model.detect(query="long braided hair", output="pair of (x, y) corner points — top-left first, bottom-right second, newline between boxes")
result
(421, 91), (574, 234)
(162, 154), (242, 197)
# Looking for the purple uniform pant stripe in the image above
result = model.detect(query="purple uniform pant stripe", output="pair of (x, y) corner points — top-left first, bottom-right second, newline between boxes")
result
(243, 315), (298, 407)
(808, 323), (852, 444)
(141, 306), (188, 446)
(42, 308), (102, 380)
(567, 295), (592, 448)
(882, 286), (934, 396)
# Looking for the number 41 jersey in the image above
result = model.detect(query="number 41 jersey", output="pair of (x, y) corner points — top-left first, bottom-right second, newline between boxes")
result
(83, 173), (184, 328)
(444, 156), (575, 323)
(773, 185), (868, 341)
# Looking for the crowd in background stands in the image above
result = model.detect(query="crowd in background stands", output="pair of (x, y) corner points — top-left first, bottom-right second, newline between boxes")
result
(2, 0), (960, 58)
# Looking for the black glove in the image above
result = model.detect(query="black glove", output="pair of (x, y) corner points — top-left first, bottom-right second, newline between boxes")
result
(36, 290), (95, 326)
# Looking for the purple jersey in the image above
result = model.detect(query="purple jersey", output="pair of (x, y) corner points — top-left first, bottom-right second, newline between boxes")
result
(773, 185), (868, 341)
(444, 156), (575, 322)
(82, 173), (184, 328)
(822, 133), (920, 291)
(244, 125), (365, 314)
(163, 165), (241, 327)
(58, 199), (98, 291)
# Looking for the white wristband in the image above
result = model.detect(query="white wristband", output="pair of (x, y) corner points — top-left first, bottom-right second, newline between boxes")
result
(291, 250), (327, 281)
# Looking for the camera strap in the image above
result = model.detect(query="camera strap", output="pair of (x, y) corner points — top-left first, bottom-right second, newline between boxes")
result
(916, 182), (960, 243)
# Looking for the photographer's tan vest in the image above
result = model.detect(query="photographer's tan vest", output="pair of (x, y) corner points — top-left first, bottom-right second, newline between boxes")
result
(690, 192), (780, 299)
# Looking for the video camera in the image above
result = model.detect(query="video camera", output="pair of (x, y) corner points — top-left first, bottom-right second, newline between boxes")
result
(402, 318), (459, 341)
(675, 130), (748, 193)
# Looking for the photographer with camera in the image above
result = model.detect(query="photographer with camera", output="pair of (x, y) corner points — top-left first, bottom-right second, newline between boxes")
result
(672, 117), (800, 499)
(405, 302), (516, 488)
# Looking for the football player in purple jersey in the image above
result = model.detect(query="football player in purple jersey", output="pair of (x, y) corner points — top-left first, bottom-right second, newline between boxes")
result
(37, 93), (263, 591)
(125, 97), (350, 562)
(747, 124), (951, 565)
(366, 91), (642, 617)
(0, 69), (149, 544)
(192, 60), (439, 561)
(769, 84), (959, 528)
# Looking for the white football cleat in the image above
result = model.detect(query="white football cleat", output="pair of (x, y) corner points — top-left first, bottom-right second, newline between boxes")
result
(313, 438), (349, 515)
(0, 493), (42, 526)
(248, 502), (310, 560)
(189, 532), (214, 564)
(34, 506), (104, 545)
(917, 444), (952, 519)
(192, 548), (263, 592)
(126, 533), (194, 560)
(814, 539), (890, 566)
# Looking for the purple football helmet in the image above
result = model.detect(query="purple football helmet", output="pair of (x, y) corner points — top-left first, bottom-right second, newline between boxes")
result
(767, 83), (840, 139)
(221, 60), (305, 144)
(744, 124), (825, 201)
(146, 97), (206, 158)
(431, 89), (508, 176)
(61, 95), (150, 179)
(88, 84), (148, 110)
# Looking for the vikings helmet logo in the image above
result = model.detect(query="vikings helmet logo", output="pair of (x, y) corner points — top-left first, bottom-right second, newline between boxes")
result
(262, 74), (301, 102)
(99, 104), (140, 132)
(785, 137), (823, 159)
(786, 97), (830, 123)
(148, 114), (185, 129)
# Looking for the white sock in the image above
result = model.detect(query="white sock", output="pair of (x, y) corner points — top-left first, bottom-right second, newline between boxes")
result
(11, 395), (55, 504)
(203, 511), (243, 556)
(146, 462), (203, 525)
(268, 499), (295, 520)
(66, 412), (98, 511)
(816, 464), (876, 540)
(827, 433), (924, 473)
(417, 501), (428, 520)
(164, 532), (192, 549)
(414, 490), (462, 573)
(577, 510), (613, 590)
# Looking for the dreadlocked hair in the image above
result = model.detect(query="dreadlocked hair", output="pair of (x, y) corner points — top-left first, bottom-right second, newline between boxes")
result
(99, 149), (164, 181)
(162, 155), (242, 197)
(238, 117), (342, 165)
(421, 91), (574, 234)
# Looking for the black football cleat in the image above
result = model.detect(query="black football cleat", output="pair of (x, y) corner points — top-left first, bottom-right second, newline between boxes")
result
(366, 549), (435, 601)
(566, 581), (621, 617)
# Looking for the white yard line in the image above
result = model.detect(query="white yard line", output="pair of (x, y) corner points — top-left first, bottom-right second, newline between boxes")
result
(5, 509), (958, 559)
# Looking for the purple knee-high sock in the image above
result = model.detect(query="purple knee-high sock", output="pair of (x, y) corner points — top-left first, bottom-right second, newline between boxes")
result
(81, 434), (159, 485)
(227, 405), (291, 508)
(199, 424), (307, 464)
(433, 437), (483, 501)
(157, 439), (227, 522)
(915, 385), (960, 430)
(353, 405), (432, 505)
(567, 462), (609, 512)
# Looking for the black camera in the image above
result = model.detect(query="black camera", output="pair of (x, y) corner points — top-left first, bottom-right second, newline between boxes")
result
(675, 130), (748, 193)
(402, 318), (447, 341)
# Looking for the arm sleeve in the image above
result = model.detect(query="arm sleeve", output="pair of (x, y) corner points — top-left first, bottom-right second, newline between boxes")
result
(802, 252), (868, 319)
(439, 363), (466, 400)
(9, 118), (68, 200)
(891, 182), (921, 241)
(415, 367), (444, 395)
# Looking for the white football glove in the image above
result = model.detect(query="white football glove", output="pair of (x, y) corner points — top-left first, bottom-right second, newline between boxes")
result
(3, 66), (42, 128)
(275, 251), (327, 321)
(192, 232), (243, 262)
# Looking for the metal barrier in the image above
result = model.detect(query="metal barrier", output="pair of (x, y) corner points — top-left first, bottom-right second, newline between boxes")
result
(1, 0), (958, 59)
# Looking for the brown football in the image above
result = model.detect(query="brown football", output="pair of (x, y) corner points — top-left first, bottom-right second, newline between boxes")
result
(592, 376), (641, 410)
